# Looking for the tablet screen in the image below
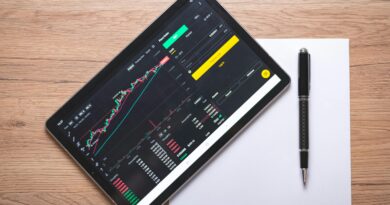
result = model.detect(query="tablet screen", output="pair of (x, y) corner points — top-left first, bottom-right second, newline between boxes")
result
(50, 0), (284, 204)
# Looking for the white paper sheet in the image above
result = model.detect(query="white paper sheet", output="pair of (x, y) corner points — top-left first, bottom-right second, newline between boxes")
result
(171, 39), (351, 205)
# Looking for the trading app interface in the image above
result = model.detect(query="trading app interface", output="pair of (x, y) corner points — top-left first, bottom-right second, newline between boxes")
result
(55, 1), (280, 204)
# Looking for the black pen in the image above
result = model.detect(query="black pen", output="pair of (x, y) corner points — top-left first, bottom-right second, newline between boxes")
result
(298, 48), (310, 186)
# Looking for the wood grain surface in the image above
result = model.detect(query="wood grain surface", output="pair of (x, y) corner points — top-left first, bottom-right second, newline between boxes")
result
(0, 0), (389, 204)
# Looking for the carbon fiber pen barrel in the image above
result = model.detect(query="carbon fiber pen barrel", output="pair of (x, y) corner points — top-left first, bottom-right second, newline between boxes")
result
(299, 97), (309, 150)
(299, 97), (309, 169)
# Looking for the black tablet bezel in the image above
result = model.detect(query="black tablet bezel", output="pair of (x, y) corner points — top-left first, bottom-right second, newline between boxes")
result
(46, 0), (290, 204)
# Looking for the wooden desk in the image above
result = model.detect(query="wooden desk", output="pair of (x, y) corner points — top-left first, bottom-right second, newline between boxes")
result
(0, 0), (389, 204)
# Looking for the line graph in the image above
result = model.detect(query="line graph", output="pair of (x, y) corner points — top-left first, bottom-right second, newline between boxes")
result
(86, 56), (170, 156)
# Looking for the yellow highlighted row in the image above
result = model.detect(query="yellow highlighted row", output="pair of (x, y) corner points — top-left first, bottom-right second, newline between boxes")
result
(191, 35), (239, 80)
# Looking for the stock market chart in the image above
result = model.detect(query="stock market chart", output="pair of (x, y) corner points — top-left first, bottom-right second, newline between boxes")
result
(54, 1), (278, 204)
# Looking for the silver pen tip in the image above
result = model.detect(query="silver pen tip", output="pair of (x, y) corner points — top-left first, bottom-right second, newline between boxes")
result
(300, 48), (308, 53)
(302, 168), (308, 186)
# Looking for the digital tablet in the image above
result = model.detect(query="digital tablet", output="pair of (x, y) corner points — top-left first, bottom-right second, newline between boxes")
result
(46, 0), (290, 204)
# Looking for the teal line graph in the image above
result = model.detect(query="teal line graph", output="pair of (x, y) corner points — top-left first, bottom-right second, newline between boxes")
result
(93, 67), (161, 157)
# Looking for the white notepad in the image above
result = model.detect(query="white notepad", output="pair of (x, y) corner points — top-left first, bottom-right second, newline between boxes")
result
(171, 39), (351, 205)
